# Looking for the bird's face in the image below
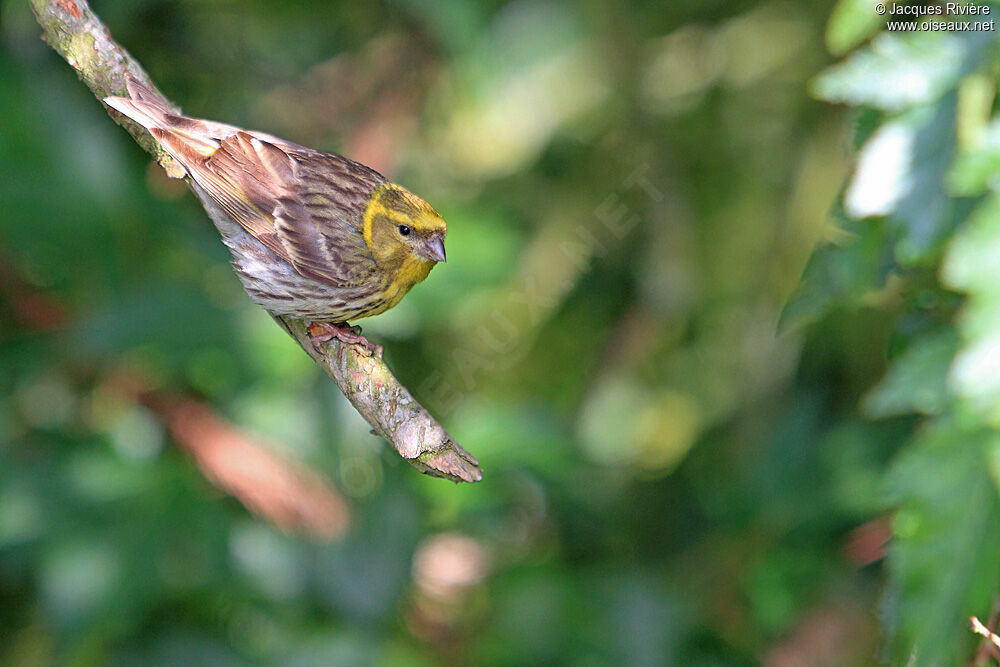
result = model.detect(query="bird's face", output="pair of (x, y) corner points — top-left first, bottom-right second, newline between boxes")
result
(364, 184), (447, 272)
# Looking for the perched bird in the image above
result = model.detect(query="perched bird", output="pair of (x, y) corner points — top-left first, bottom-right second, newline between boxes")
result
(105, 75), (446, 353)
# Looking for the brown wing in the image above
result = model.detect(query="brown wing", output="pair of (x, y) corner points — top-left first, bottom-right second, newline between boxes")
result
(203, 132), (386, 286)
(105, 76), (385, 286)
(166, 128), (383, 287)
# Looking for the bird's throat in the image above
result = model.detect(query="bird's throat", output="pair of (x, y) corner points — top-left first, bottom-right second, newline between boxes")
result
(381, 255), (435, 312)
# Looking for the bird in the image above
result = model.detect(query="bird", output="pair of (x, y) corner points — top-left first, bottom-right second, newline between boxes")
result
(104, 75), (446, 355)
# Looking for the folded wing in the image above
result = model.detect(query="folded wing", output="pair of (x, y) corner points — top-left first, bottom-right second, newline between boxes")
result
(105, 76), (380, 287)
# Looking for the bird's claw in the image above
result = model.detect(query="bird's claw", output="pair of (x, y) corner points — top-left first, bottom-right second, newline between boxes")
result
(307, 322), (383, 358)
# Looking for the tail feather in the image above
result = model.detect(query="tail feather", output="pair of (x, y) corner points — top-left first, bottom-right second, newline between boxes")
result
(105, 75), (226, 161)
(104, 96), (166, 132)
(124, 74), (172, 111)
(103, 74), (299, 184)
(104, 74), (174, 129)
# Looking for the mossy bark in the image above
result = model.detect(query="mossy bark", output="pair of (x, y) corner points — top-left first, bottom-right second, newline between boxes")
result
(281, 318), (480, 482)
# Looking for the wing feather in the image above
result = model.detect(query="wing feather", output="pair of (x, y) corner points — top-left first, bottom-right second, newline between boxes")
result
(187, 130), (381, 286)
(106, 76), (381, 287)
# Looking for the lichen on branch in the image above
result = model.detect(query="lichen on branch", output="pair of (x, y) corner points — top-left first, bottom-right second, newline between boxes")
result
(28, 0), (482, 484)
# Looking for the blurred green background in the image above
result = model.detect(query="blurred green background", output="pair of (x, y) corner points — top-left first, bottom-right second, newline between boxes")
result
(3, 0), (1000, 664)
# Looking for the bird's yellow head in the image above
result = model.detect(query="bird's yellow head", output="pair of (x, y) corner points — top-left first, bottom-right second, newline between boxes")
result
(363, 184), (447, 285)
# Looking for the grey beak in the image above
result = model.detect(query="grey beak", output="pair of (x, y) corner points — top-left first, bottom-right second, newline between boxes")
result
(423, 235), (446, 262)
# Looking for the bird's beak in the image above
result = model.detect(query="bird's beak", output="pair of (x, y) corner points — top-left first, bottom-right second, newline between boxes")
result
(421, 235), (447, 263)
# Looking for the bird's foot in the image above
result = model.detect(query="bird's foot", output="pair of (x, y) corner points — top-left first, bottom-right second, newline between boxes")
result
(307, 321), (383, 358)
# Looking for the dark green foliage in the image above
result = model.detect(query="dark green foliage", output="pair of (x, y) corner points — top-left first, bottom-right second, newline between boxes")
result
(793, 4), (1000, 663)
(4, 0), (1000, 664)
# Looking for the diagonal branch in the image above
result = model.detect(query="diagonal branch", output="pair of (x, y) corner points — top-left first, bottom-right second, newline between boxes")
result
(28, 0), (482, 483)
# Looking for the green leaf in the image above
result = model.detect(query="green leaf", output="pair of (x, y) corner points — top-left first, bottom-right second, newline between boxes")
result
(825, 0), (883, 56)
(844, 97), (956, 262)
(942, 192), (1000, 294)
(885, 421), (1000, 665)
(779, 217), (894, 330)
(942, 195), (1000, 416)
(812, 30), (993, 112)
(863, 331), (958, 418)
(948, 120), (1000, 196)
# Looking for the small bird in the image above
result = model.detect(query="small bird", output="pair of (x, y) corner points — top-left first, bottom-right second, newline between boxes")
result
(105, 75), (446, 354)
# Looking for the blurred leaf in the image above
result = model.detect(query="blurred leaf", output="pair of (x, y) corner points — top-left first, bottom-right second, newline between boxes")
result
(863, 331), (957, 418)
(825, 0), (883, 56)
(844, 97), (956, 262)
(822, 421), (901, 516)
(779, 217), (894, 330)
(948, 120), (1000, 196)
(885, 421), (1000, 665)
(744, 546), (828, 633)
(942, 194), (1000, 415)
(943, 193), (1000, 295)
(812, 30), (993, 112)
(956, 73), (995, 151)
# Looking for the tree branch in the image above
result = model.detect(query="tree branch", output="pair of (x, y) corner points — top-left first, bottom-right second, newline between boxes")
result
(28, 0), (482, 483)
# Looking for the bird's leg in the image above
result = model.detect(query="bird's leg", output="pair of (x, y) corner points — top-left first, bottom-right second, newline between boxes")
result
(307, 321), (383, 358)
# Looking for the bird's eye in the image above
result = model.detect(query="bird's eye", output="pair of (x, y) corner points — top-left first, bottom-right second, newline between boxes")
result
(398, 225), (411, 236)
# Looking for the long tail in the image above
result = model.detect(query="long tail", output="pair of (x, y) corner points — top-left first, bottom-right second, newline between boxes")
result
(104, 75), (173, 124)
(104, 75), (233, 161)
